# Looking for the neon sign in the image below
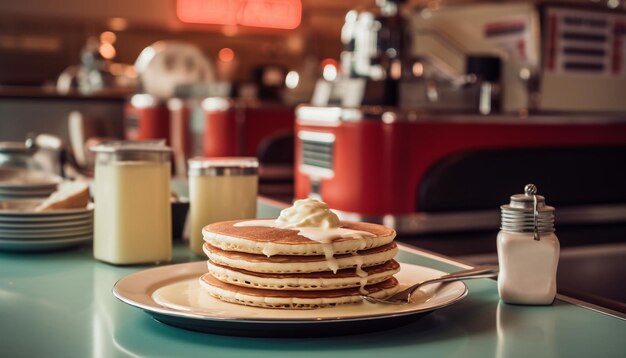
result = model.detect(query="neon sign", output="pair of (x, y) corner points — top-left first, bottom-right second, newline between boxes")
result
(177, 0), (302, 30)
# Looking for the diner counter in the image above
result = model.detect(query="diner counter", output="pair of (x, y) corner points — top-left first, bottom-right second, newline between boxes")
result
(1, 239), (625, 358)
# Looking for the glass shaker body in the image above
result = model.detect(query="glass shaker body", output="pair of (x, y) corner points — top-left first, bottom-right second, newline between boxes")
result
(497, 230), (559, 305)
(497, 184), (559, 305)
(188, 157), (258, 255)
(92, 142), (172, 265)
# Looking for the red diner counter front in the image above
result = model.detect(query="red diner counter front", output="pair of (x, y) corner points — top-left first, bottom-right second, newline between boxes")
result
(295, 106), (626, 233)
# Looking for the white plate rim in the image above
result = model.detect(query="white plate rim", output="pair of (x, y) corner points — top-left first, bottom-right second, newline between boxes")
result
(0, 212), (93, 222)
(0, 205), (94, 216)
(0, 183), (59, 190)
(0, 226), (93, 238)
(0, 217), (93, 229)
(0, 234), (92, 244)
(0, 168), (62, 189)
(113, 261), (468, 324)
(0, 192), (55, 197)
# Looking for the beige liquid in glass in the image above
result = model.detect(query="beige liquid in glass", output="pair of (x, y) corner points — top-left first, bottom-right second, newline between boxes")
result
(189, 175), (257, 255)
(94, 161), (172, 264)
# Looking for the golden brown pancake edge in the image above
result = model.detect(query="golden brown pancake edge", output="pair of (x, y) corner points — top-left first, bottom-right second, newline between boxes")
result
(204, 242), (398, 263)
(201, 273), (399, 298)
(207, 259), (401, 279)
(203, 219), (395, 245)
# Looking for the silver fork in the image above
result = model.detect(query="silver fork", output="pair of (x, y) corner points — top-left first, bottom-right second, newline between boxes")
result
(362, 265), (499, 305)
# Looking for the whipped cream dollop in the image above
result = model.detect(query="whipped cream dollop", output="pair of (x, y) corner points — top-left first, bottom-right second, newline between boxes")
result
(274, 198), (341, 229)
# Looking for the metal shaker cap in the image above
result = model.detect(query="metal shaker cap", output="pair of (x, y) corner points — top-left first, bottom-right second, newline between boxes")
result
(188, 157), (258, 176)
(501, 184), (555, 238)
(91, 140), (172, 163)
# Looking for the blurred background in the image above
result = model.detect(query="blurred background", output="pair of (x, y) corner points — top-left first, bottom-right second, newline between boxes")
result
(0, 0), (359, 87)
(1, 0), (626, 312)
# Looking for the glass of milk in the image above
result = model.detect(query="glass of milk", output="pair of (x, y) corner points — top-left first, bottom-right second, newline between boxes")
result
(92, 141), (172, 265)
(188, 157), (258, 255)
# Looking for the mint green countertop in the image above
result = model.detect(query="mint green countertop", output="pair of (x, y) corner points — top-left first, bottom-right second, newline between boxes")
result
(1, 202), (624, 357)
(1, 241), (624, 358)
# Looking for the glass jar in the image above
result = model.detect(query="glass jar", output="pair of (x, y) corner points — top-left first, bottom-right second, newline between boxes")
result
(91, 141), (172, 265)
(188, 157), (258, 255)
(497, 184), (559, 305)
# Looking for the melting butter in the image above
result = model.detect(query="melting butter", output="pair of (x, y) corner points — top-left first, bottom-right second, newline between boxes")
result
(234, 219), (373, 274)
(234, 220), (373, 245)
(321, 243), (339, 273)
(351, 254), (369, 294)
(234, 198), (374, 280)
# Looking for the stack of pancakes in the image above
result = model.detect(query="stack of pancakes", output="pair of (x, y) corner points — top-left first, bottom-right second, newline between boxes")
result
(199, 220), (401, 309)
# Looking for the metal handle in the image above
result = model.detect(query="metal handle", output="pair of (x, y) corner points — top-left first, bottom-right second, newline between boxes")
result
(525, 184), (541, 241)
(407, 265), (499, 297)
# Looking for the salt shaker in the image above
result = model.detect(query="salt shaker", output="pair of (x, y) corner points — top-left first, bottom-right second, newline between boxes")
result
(497, 184), (559, 305)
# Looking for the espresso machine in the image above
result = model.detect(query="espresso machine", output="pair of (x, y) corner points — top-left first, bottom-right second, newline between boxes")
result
(295, 0), (626, 234)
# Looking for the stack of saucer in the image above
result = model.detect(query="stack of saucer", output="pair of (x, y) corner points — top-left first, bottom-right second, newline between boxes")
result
(0, 200), (93, 252)
(0, 168), (61, 200)
(200, 219), (400, 309)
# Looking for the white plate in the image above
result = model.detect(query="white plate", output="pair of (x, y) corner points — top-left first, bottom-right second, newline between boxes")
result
(0, 225), (92, 238)
(113, 262), (468, 337)
(0, 186), (56, 193)
(0, 212), (93, 223)
(0, 185), (55, 192)
(0, 202), (93, 216)
(0, 225), (92, 240)
(0, 191), (54, 197)
(0, 217), (92, 229)
(0, 168), (62, 189)
(0, 235), (92, 252)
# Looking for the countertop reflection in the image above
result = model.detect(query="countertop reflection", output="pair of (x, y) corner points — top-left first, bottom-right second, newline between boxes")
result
(0, 244), (624, 358)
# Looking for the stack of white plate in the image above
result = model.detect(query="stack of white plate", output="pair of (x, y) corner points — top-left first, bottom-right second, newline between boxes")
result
(0, 200), (93, 252)
(0, 167), (62, 200)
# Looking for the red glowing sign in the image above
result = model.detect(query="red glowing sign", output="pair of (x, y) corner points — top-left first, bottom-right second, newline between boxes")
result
(177, 0), (302, 29)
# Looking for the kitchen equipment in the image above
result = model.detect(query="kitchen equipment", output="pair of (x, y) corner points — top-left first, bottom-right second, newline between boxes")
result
(134, 41), (214, 100)
(202, 97), (295, 198)
(295, 107), (626, 234)
(334, 1), (626, 113)
(187, 157), (258, 255)
(91, 141), (172, 265)
(296, 1), (626, 234)
(124, 94), (170, 144)
(0, 167), (62, 200)
(409, 2), (626, 113)
(128, 42), (218, 176)
(0, 139), (38, 169)
(126, 41), (214, 145)
(167, 98), (193, 177)
(68, 111), (101, 171)
(33, 134), (65, 177)
(166, 81), (231, 177)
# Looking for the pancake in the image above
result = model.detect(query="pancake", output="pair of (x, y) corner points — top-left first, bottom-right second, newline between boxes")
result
(206, 259), (401, 291)
(202, 219), (396, 256)
(203, 242), (398, 274)
(200, 273), (400, 309)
